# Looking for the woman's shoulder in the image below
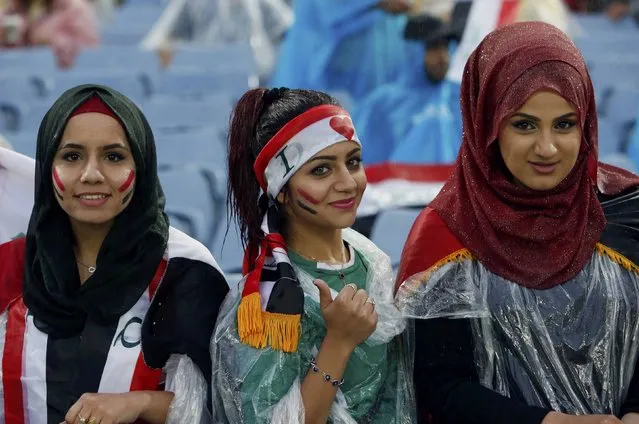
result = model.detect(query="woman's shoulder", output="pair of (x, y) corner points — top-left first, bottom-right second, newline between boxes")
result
(141, 228), (229, 373)
(157, 226), (230, 327)
(395, 207), (466, 289)
(167, 226), (223, 274)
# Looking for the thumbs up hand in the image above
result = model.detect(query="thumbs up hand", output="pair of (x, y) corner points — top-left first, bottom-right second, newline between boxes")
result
(314, 279), (378, 351)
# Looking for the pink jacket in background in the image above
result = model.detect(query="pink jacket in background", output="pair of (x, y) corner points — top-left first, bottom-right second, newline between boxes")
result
(0, 0), (99, 68)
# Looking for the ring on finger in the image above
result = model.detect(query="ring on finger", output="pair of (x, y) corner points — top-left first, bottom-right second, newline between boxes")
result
(365, 297), (376, 305)
(79, 416), (88, 424)
(345, 283), (357, 292)
(89, 418), (98, 424)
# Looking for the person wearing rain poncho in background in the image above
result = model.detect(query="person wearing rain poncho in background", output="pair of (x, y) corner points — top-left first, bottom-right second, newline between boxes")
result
(396, 22), (639, 424)
(212, 87), (414, 423)
(269, 0), (415, 105)
(141, 0), (293, 81)
(0, 84), (229, 424)
(353, 2), (468, 165)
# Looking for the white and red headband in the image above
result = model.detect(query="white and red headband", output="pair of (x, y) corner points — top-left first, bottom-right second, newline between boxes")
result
(253, 105), (361, 198)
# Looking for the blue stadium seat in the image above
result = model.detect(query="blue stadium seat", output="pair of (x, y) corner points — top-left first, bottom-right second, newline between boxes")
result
(73, 46), (159, 71)
(0, 75), (40, 101)
(598, 117), (621, 156)
(142, 96), (233, 133)
(590, 61), (639, 91)
(0, 101), (25, 132)
(159, 165), (223, 247)
(171, 43), (256, 73)
(6, 132), (37, 158)
(153, 69), (252, 99)
(369, 208), (420, 269)
(600, 153), (637, 173)
(20, 102), (55, 133)
(577, 37), (639, 60)
(0, 48), (56, 73)
(573, 13), (637, 34)
(155, 127), (227, 170)
(605, 89), (639, 151)
(38, 71), (148, 101)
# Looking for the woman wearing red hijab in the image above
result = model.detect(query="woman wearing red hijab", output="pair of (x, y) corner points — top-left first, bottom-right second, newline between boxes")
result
(396, 21), (639, 424)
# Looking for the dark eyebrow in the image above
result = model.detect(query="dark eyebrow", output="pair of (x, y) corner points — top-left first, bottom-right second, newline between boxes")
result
(102, 143), (129, 151)
(308, 155), (337, 163)
(59, 142), (85, 150)
(510, 113), (540, 122)
(59, 142), (129, 151)
(511, 112), (577, 122)
(308, 147), (363, 163)
(554, 112), (577, 120)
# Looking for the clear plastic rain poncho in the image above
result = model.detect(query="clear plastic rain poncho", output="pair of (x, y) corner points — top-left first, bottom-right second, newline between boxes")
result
(164, 354), (211, 423)
(396, 244), (639, 414)
(212, 229), (415, 423)
(141, 0), (293, 78)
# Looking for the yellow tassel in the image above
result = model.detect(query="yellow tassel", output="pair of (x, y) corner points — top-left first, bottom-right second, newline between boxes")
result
(418, 248), (474, 284)
(264, 312), (301, 353)
(595, 243), (639, 274)
(237, 292), (266, 349)
(433, 248), (474, 269)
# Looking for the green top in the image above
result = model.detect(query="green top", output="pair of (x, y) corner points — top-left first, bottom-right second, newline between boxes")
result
(240, 244), (404, 423)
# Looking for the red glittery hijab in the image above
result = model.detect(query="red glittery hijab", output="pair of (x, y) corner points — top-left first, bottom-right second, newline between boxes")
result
(423, 21), (639, 289)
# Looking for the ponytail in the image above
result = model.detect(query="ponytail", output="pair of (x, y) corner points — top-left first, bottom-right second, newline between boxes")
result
(227, 88), (268, 263)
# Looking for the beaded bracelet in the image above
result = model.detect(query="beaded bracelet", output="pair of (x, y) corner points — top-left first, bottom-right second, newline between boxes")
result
(310, 357), (344, 387)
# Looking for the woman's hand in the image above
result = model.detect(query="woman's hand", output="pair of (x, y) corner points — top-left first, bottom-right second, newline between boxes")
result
(542, 412), (623, 424)
(315, 279), (378, 351)
(61, 392), (149, 424)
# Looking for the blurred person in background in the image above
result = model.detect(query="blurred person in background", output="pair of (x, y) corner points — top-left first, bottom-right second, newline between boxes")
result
(354, 2), (468, 165)
(517, 0), (574, 35)
(564, 0), (637, 21)
(0, 0), (99, 68)
(88, 0), (116, 27)
(270, 0), (415, 105)
(142, 0), (293, 81)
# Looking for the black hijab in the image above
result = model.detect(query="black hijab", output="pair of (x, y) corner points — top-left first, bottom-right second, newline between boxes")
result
(23, 84), (169, 338)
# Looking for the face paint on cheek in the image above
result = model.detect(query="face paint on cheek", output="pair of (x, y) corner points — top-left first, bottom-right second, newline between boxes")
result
(52, 167), (65, 200)
(121, 190), (134, 205)
(296, 189), (320, 205)
(296, 200), (318, 215)
(118, 170), (136, 205)
(118, 170), (135, 193)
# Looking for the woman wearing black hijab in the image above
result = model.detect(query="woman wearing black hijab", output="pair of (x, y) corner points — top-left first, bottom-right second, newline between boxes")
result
(0, 84), (229, 424)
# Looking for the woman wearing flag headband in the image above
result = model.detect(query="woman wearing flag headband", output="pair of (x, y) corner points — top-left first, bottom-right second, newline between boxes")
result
(212, 87), (413, 423)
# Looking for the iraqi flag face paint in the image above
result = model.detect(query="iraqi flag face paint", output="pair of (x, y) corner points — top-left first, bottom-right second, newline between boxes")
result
(296, 188), (320, 205)
(295, 188), (320, 215)
(118, 170), (136, 205)
(52, 167), (65, 200)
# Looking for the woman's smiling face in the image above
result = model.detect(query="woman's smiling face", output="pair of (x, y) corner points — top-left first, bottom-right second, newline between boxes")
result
(498, 91), (582, 191)
(52, 112), (136, 227)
